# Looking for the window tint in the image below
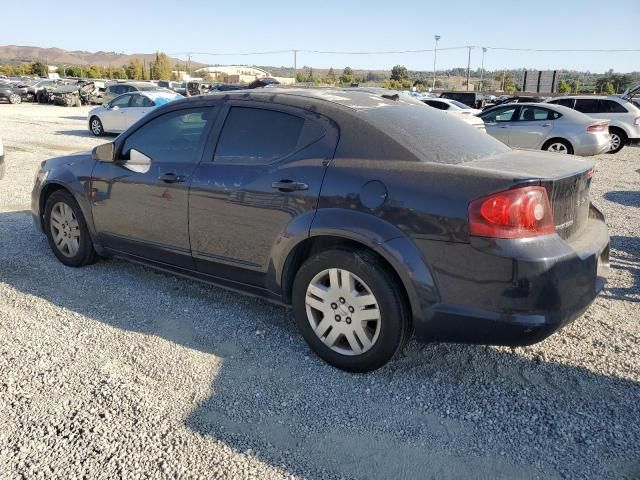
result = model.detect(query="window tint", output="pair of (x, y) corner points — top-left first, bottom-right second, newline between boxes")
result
(111, 94), (132, 108)
(481, 106), (517, 123)
(600, 100), (627, 113)
(574, 99), (600, 113)
(549, 98), (574, 108)
(214, 107), (305, 165)
(425, 100), (449, 110)
(130, 95), (154, 108)
(121, 108), (212, 164)
(517, 106), (560, 121)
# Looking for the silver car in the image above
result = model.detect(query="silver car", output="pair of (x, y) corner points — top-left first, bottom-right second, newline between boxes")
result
(478, 103), (610, 156)
(88, 90), (183, 136)
(545, 95), (640, 153)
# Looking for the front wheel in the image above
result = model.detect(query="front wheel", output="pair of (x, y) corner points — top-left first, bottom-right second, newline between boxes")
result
(292, 249), (410, 372)
(542, 138), (572, 154)
(44, 190), (97, 267)
(89, 116), (104, 136)
(8, 93), (21, 104)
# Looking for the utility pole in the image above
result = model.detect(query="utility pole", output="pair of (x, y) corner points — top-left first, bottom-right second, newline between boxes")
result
(187, 53), (192, 78)
(432, 35), (440, 91)
(293, 49), (298, 81)
(466, 46), (472, 91)
(501, 70), (506, 91)
(479, 47), (487, 93)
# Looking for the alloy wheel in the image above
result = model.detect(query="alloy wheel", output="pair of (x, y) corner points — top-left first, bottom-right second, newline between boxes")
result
(305, 268), (381, 356)
(609, 133), (621, 152)
(50, 202), (81, 258)
(91, 118), (102, 135)
(547, 142), (568, 154)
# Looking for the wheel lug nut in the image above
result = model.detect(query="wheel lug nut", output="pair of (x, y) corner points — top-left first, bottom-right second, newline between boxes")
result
(348, 306), (354, 313)
(335, 315), (341, 321)
(346, 317), (352, 324)
(339, 297), (345, 304)
(331, 303), (337, 310)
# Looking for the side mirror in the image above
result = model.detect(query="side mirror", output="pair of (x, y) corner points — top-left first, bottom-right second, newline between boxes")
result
(92, 142), (115, 163)
(124, 148), (151, 173)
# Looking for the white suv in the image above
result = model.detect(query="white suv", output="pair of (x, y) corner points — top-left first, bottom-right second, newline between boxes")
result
(545, 96), (640, 153)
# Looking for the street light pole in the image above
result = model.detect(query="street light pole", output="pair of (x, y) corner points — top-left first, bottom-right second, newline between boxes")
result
(466, 46), (472, 91)
(479, 47), (487, 93)
(432, 35), (440, 91)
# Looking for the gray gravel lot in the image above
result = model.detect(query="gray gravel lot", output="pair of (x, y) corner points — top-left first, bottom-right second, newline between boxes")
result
(0, 103), (639, 479)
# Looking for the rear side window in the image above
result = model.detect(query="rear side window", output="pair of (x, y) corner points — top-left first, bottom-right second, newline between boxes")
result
(214, 107), (306, 165)
(600, 100), (628, 113)
(574, 99), (600, 113)
(130, 95), (154, 107)
(518, 106), (560, 121)
(122, 108), (212, 164)
(424, 100), (449, 110)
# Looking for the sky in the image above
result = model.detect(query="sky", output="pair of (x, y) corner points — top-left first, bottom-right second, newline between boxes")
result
(1, 0), (639, 73)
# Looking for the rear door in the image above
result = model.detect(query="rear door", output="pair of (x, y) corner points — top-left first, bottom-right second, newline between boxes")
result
(508, 105), (558, 149)
(188, 102), (339, 289)
(479, 106), (517, 145)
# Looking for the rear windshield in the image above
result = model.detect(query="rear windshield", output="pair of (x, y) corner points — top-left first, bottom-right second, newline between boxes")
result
(360, 103), (509, 164)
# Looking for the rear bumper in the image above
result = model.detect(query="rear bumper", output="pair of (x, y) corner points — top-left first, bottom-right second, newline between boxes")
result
(413, 204), (609, 346)
(571, 133), (610, 156)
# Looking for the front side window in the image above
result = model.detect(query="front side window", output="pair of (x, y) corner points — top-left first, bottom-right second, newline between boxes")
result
(481, 106), (517, 123)
(517, 106), (560, 121)
(110, 94), (132, 108)
(214, 107), (306, 165)
(121, 108), (212, 164)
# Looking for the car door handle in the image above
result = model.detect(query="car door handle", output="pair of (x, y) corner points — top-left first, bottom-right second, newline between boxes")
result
(498, 125), (509, 129)
(272, 180), (309, 192)
(158, 172), (185, 183)
(542, 123), (552, 127)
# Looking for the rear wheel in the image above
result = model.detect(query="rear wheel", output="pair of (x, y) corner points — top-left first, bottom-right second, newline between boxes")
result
(8, 93), (21, 104)
(542, 138), (573, 154)
(607, 127), (627, 154)
(44, 190), (97, 267)
(90, 117), (104, 136)
(292, 249), (410, 372)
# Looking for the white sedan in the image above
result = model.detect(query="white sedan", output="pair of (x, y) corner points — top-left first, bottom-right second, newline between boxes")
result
(421, 98), (486, 131)
(88, 90), (183, 136)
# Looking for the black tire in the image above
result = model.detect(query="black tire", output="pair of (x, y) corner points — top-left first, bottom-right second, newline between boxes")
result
(292, 248), (410, 372)
(607, 127), (627, 154)
(8, 93), (21, 105)
(26, 93), (35, 102)
(89, 116), (104, 136)
(542, 138), (573, 155)
(44, 190), (97, 267)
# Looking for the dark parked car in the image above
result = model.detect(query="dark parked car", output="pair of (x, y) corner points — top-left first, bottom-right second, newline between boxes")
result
(0, 83), (26, 104)
(31, 89), (609, 372)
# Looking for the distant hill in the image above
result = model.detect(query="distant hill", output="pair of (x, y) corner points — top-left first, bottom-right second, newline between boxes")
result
(0, 45), (204, 69)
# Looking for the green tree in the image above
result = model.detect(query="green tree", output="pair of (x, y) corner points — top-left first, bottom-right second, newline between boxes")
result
(327, 67), (335, 83)
(126, 59), (144, 80)
(339, 66), (355, 85)
(558, 80), (572, 94)
(571, 80), (581, 93)
(30, 61), (48, 77)
(150, 52), (172, 80)
(390, 65), (409, 82)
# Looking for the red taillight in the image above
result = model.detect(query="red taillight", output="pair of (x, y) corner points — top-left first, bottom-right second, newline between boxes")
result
(468, 186), (555, 239)
(586, 123), (607, 132)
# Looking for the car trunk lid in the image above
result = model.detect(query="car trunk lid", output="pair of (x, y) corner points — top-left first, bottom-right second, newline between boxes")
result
(462, 150), (593, 240)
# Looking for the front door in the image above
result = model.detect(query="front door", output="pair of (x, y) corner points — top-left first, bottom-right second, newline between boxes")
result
(188, 103), (338, 289)
(101, 93), (132, 132)
(480, 105), (517, 146)
(91, 106), (216, 268)
(126, 93), (155, 128)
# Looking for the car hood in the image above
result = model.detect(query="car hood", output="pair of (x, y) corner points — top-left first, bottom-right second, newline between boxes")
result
(44, 151), (93, 170)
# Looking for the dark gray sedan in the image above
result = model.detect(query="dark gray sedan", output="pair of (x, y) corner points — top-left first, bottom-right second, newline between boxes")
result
(31, 89), (609, 371)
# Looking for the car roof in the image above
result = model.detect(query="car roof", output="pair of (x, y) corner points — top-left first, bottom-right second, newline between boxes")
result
(551, 95), (623, 101)
(481, 102), (592, 121)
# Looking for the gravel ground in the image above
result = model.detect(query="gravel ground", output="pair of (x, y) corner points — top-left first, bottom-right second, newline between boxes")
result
(0, 103), (639, 480)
